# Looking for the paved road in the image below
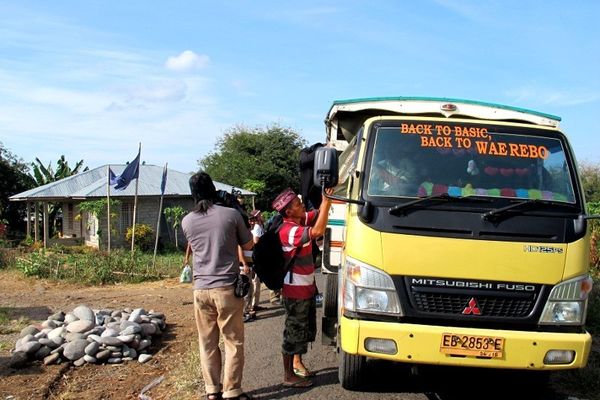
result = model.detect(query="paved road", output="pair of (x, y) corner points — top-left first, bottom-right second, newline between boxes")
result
(239, 272), (569, 400)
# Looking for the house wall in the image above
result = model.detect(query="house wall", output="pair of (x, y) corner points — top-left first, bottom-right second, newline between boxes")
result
(62, 202), (84, 239)
(67, 197), (195, 250)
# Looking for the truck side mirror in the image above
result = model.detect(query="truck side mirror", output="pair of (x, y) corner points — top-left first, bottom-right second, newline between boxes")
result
(313, 147), (339, 188)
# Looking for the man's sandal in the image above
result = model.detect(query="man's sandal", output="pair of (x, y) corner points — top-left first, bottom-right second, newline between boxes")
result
(282, 379), (313, 388)
(225, 393), (252, 400)
(205, 393), (222, 400)
(293, 367), (316, 378)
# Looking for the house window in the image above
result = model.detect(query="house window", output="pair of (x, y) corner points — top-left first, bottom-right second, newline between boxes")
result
(121, 203), (132, 232)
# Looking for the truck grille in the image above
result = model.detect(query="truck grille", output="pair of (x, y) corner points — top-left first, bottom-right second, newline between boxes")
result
(405, 277), (542, 319)
(412, 292), (534, 317)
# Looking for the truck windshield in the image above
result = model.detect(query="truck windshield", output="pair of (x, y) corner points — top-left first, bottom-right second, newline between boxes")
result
(366, 122), (576, 204)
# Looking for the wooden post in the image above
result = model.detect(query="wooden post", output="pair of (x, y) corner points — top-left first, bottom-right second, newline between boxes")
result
(34, 202), (39, 242)
(42, 202), (49, 248)
(26, 202), (31, 237)
(131, 178), (139, 253)
(78, 203), (84, 239)
(152, 163), (167, 269)
(107, 165), (111, 253)
(130, 143), (141, 254)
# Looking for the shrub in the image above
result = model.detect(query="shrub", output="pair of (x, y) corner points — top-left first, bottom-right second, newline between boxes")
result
(20, 236), (34, 247)
(125, 224), (154, 252)
(16, 249), (56, 277)
(0, 248), (15, 269)
(50, 244), (93, 255)
(588, 202), (600, 272)
(10, 247), (181, 285)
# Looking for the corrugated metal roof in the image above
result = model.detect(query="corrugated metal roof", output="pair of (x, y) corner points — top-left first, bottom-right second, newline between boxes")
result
(9, 164), (255, 201)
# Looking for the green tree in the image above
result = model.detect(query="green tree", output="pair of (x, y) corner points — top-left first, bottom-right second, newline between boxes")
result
(0, 142), (35, 238)
(163, 205), (187, 249)
(30, 156), (89, 236)
(589, 201), (600, 270)
(580, 162), (600, 203)
(579, 162), (600, 271)
(31, 155), (87, 186)
(200, 124), (306, 209)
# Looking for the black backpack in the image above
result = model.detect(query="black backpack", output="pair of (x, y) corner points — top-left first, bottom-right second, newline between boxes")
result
(253, 215), (300, 290)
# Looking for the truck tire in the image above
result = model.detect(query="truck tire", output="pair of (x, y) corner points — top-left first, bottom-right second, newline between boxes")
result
(338, 348), (365, 390)
(323, 273), (338, 318)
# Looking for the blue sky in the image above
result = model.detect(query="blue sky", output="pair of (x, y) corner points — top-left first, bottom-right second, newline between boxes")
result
(1, 1), (598, 174)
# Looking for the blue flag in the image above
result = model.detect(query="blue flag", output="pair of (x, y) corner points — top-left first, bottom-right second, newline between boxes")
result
(110, 150), (140, 190)
(109, 168), (118, 186)
(160, 164), (168, 195)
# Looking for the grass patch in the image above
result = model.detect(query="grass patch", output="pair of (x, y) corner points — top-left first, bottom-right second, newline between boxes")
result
(0, 308), (8, 325)
(0, 340), (10, 351)
(170, 343), (203, 398)
(0, 307), (33, 335)
(10, 247), (183, 285)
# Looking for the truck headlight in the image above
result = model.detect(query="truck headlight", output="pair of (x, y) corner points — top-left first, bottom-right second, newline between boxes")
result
(539, 275), (593, 325)
(342, 256), (402, 315)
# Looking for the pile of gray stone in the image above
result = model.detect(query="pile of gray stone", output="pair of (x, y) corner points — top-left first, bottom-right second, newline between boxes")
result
(10, 305), (166, 368)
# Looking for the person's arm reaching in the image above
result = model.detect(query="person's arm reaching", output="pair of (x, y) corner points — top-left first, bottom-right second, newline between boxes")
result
(184, 243), (191, 265)
(309, 188), (333, 238)
(238, 245), (250, 274)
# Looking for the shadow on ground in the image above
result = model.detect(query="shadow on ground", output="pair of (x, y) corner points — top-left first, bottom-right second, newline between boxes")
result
(334, 359), (572, 400)
(246, 367), (339, 399)
(0, 356), (45, 377)
(253, 308), (286, 321)
(1, 306), (53, 321)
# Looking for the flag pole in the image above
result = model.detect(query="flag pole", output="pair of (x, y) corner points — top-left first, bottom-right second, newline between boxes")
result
(131, 143), (141, 255)
(106, 165), (111, 253)
(153, 162), (168, 270)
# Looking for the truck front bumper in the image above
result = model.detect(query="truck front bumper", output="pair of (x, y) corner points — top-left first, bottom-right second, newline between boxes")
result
(339, 315), (592, 370)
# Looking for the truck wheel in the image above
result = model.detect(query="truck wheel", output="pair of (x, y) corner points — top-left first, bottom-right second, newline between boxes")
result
(338, 348), (365, 390)
(323, 273), (338, 318)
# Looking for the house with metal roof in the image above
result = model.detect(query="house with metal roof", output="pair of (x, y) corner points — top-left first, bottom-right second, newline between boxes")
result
(9, 164), (255, 249)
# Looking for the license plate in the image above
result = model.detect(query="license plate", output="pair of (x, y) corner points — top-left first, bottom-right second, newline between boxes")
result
(440, 333), (504, 358)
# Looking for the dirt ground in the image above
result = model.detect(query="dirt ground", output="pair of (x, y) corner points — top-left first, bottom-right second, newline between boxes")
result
(1, 269), (599, 400)
(0, 270), (198, 400)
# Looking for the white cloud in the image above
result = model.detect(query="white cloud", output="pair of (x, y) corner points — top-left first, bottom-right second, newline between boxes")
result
(432, 0), (493, 24)
(124, 80), (188, 103)
(105, 76), (214, 111)
(505, 86), (600, 107)
(165, 50), (210, 72)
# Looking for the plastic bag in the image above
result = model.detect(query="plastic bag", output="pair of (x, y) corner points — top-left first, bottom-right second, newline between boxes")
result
(179, 264), (192, 283)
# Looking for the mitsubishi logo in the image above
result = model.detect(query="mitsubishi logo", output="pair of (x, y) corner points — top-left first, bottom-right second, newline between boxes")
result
(462, 298), (481, 315)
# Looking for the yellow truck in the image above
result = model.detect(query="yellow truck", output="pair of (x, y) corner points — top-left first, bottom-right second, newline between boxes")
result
(314, 97), (598, 389)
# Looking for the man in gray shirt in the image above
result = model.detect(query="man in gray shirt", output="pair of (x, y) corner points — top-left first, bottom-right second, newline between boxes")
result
(182, 172), (253, 400)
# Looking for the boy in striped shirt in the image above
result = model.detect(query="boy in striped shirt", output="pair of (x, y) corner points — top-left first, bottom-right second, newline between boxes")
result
(272, 187), (332, 388)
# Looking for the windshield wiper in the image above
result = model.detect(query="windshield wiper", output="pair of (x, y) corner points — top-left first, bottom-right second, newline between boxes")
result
(482, 199), (571, 222)
(389, 193), (492, 216)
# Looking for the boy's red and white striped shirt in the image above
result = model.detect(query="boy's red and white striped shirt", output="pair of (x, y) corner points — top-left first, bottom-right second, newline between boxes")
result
(278, 210), (318, 300)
